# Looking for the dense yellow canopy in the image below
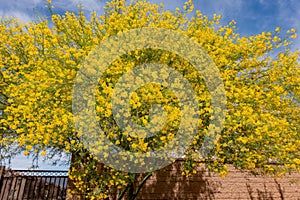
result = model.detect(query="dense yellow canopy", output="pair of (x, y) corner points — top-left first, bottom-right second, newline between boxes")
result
(0, 0), (299, 198)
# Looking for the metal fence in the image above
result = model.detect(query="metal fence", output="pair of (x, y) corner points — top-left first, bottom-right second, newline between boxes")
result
(0, 166), (68, 200)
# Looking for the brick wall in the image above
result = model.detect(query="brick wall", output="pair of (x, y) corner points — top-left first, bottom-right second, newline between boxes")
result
(136, 161), (300, 200)
(67, 160), (300, 200)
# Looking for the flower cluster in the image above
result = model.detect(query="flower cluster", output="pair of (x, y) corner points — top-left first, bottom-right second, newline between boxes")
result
(0, 0), (299, 198)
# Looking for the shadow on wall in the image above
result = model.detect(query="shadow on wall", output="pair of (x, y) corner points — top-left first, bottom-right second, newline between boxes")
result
(135, 161), (300, 200)
(247, 179), (285, 200)
(136, 161), (220, 200)
(66, 159), (300, 200)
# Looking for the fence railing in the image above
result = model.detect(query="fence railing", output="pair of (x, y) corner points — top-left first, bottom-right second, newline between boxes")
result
(0, 166), (68, 200)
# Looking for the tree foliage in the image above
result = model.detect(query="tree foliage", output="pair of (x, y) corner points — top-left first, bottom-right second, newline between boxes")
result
(0, 0), (299, 199)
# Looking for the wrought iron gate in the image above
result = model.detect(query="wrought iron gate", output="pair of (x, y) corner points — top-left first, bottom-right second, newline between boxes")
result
(0, 166), (68, 200)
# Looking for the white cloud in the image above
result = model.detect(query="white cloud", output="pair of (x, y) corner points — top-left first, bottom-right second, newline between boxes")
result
(0, 0), (106, 22)
(148, 0), (186, 11)
(215, 0), (243, 14)
(0, 0), (43, 9)
(72, 0), (105, 12)
(0, 0), (43, 22)
(0, 10), (33, 22)
(276, 0), (300, 50)
(5, 152), (70, 170)
(195, 0), (244, 16)
(52, 0), (105, 13)
(258, 0), (271, 7)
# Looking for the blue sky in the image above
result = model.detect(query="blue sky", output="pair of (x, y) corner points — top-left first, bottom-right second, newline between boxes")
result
(0, 0), (299, 169)
(0, 0), (299, 48)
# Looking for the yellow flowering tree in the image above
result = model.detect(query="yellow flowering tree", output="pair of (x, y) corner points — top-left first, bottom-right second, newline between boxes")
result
(0, 0), (299, 199)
